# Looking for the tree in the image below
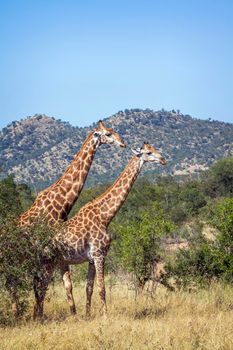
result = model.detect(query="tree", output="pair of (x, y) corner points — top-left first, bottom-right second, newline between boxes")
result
(165, 198), (233, 288)
(0, 176), (22, 217)
(112, 203), (175, 294)
(202, 158), (233, 197)
(0, 216), (57, 322)
(164, 228), (218, 289)
(179, 183), (207, 215)
(0, 176), (55, 322)
(0, 176), (34, 218)
(210, 198), (233, 282)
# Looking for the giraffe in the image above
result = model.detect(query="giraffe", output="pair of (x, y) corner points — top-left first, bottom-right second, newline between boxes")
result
(33, 143), (166, 319)
(10, 120), (126, 317)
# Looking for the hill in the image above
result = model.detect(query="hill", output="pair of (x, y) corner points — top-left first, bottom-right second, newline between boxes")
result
(0, 110), (232, 189)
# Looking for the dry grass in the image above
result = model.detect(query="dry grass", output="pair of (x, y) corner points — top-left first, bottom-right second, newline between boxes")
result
(0, 281), (233, 350)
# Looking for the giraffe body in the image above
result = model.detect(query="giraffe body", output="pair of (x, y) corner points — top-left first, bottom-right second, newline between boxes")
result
(33, 143), (166, 318)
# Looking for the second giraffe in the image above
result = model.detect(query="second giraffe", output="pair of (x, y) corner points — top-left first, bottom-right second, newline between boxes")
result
(33, 143), (166, 319)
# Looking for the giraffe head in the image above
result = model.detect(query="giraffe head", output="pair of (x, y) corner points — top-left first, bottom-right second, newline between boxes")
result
(132, 142), (166, 165)
(94, 120), (126, 148)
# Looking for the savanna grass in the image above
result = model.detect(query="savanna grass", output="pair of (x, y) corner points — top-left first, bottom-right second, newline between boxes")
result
(0, 281), (233, 350)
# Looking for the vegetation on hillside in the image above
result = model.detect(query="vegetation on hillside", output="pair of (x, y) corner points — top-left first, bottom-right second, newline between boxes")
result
(0, 110), (232, 188)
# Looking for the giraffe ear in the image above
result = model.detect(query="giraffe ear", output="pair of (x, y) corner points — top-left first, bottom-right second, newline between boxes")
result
(131, 148), (142, 156)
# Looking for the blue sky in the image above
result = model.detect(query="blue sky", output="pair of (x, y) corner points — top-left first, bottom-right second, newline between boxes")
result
(1, 0), (233, 129)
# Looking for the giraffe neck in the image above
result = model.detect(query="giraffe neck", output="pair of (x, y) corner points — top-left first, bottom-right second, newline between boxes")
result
(52, 130), (100, 217)
(95, 156), (143, 225)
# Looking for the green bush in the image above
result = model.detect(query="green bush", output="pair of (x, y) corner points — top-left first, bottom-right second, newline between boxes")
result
(0, 216), (57, 323)
(0, 176), (22, 217)
(165, 231), (220, 289)
(0, 176), (34, 218)
(179, 184), (207, 216)
(202, 158), (233, 197)
(165, 198), (233, 288)
(209, 198), (233, 282)
(112, 202), (176, 292)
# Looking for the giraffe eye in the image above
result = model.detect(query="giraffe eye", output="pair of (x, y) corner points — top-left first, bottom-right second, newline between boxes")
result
(147, 152), (152, 155)
(106, 132), (112, 137)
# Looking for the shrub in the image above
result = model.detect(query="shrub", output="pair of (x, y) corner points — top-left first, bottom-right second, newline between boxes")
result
(112, 202), (176, 294)
(165, 230), (220, 289)
(165, 198), (233, 288)
(0, 215), (57, 323)
(209, 198), (233, 282)
(202, 158), (233, 197)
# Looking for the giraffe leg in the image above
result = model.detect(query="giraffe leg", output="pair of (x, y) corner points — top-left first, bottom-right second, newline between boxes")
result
(33, 262), (54, 320)
(86, 262), (96, 318)
(60, 263), (76, 315)
(94, 256), (107, 317)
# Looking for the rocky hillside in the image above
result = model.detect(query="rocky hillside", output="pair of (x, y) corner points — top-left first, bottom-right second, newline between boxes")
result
(0, 110), (232, 189)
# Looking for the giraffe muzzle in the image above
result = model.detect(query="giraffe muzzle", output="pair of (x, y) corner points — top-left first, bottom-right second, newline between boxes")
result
(160, 157), (167, 165)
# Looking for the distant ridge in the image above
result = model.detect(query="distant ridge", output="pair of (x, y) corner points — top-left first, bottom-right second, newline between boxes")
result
(0, 109), (232, 189)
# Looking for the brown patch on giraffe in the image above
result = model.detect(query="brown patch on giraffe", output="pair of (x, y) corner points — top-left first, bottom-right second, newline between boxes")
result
(55, 193), (64, 203)
(51, 210), (59, 221)
(47, 205), (53, 212)
(101, 204), (108, 213)
(90, 223), (98, 231)
(76, 162), (82, 171)
(64, 203), (70, 213)
(123, 178), (128, 186)
(100, 214), (107, 221)
(65, 174), (73, 183)
(60, 187), (66, 197)
(92, 218), (100, 226)
(63, 181), (72, 192)
(44, 199), (51, 207)
(82, 152), (88, 160)
(54, 201), (62, 211)
(112, 189), (118, 196)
